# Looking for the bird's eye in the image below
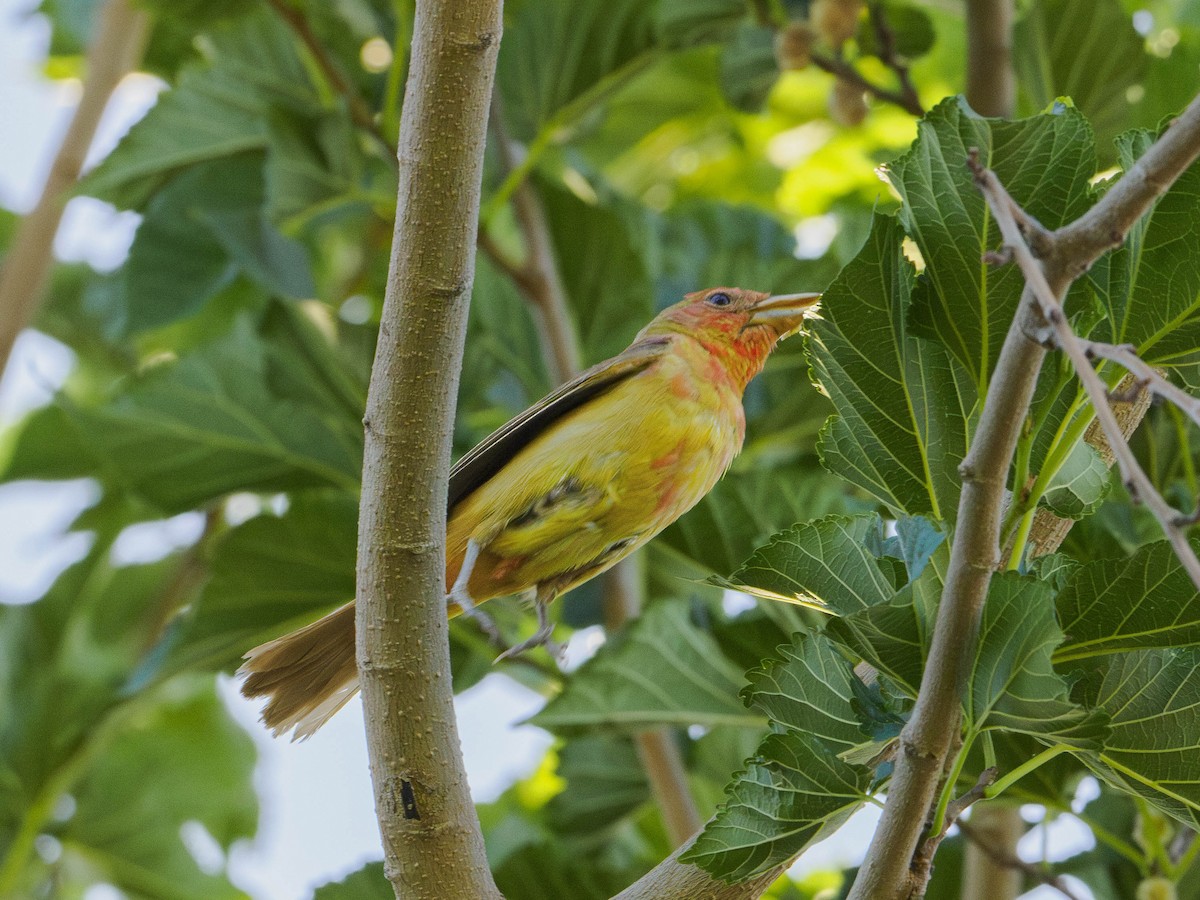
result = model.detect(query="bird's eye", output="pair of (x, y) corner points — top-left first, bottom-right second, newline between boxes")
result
(707, 291), (732, 307)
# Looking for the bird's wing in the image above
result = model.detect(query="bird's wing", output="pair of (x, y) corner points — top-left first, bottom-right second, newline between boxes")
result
(448, 337), (669, 511)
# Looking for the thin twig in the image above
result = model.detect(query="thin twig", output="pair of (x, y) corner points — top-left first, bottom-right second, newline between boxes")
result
(0, 0), (149, 379)
(958, 819), (1084, 900)
(970, 153), (1200, 591)
(264, 0), (395, 159)
(811, 52), (925, 117)
(868, 2), (923, 116)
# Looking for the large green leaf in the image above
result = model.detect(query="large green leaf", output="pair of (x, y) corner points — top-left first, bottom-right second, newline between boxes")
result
(681, 730), (871, 882)
(886, 97), (1096, 389)
(124, 154), (314, 333)
(1014, 0), (1147, 154)
(532, 599), (757, 732)
(720, 514), (901, 615)
(157, 492), (358, 674)
(313, 862), (392, 900)
(1056, 539), (1200, 661)
(61, 317), (362, 512)
(59, 679), (257, 900)
(496, 0), (657, 144)
(743, 633), (876, 753)
(540, 181), (654, 365)
(808, 213), (975, 521)
(655, 467), (851, 581)
(1089, 128), (1200, 366)
(1077, 649), (1200, 829)
(546, 734), (650, 833)
(82, 9), (317, 208)
(968, 573), (1107, 746)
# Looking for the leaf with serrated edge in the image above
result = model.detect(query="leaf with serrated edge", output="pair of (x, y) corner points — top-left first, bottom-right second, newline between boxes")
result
(1056, 540), (1200, 661)
(681, 730), (870, 881)
(531, 599), (757, 732)
(969, 572), (1106, 747)
(808, 214), (975, 522)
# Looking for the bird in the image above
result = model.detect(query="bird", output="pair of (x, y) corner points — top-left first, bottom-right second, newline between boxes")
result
(240, 286), (821, 738)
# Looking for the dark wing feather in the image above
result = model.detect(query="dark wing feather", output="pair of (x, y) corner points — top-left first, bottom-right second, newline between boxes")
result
(447, 338), (668, 511)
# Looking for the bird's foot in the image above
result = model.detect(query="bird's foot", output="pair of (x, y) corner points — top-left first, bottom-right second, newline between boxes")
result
(447, 588), (503, 645)
(494, 595), (564, 662)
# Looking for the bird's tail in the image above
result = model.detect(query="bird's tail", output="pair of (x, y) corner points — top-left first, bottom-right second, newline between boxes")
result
(240, 601), (360, 740)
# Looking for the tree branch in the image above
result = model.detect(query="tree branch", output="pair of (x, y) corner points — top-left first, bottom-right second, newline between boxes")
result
(846, 92), (1200, 899)
(355, 0), (503, 896)
(264, 0), (395, 158)
(0, 0), (148, 379)
(964, 0), (1015, 117)
(959, 817), (1084, 900)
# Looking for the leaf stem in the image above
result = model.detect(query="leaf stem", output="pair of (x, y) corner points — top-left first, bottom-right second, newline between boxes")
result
(929, 731), (975, 838)
(984, 743), (1071, 799)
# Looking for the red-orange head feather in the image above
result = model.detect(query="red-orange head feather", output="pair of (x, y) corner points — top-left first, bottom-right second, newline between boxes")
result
(639, 286), (821, 389)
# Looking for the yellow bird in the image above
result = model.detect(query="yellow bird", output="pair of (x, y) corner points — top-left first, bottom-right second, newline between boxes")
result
(241, 287), (820, 738)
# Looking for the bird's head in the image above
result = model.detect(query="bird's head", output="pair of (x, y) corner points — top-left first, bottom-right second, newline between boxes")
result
(641, 287), (821, 387)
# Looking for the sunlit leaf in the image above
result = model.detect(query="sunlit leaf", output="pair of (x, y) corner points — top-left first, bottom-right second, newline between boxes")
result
(808, 213), (975, 521)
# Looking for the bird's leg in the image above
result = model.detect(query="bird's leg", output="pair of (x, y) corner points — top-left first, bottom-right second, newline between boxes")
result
(446, 538), (501, 643)
(495, 585), (564, 662)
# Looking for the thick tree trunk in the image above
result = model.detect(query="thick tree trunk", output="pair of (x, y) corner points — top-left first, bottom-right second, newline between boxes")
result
(355, 1), (504, 897)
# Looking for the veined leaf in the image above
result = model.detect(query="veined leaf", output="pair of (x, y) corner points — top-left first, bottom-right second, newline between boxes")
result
(1076, 649), (1200, 829)
(744, 633), (877, 753)
(1056, 540), (1200, 661)
(681, 730), (871, 881)
(1014, 0), (1147, 155)
(808, 213), (976, 522)
(886, 97), (1096, 389)
(720, 514), (900, 615)
(546, 735), (650, 833)
(1042, 440), (1111, 519)
(1089, 128), (1200, 366)
(969, 572), (1107, 746)
(64, 317), (362, 512)
(531, 599), (757, 732)
(82, 9), (316, 208)
(497, 0), (656, 144)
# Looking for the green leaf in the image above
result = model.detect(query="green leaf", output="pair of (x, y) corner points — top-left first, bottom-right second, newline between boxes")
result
(857, 3), (936, 60)
(720, 514), (900, 615)
(540, 181), (654, 365)
(719, 23), (778, 112)
(886, 97), (1096, 389)
(681, 730), (870, 881)
(1088, 128), (1200, 366)
(60, 679), (257, 900)
(808, 213), (976, 521)
(1056, 540), (1200, 661)
(546, 735), (650, 833)
(496, 0), (657, 144)
(656, 468), (855, 583)
(1014, 0), (1147, 154)
(64, 317), (362, 512)
(313, 862), (391, 899)
(1042, 440), (1111, 519)
(655, 0), (747, 48)
(826, 562), (941, 695)
(969, 572), (1106, 746)
(82, 10), (316, 208)
(158, 492), (358, 674)
(532, 600), (757, 732)
(124, 155), (314, 332)
(744, 633), (877, 752)
(1077, 649), (1200, 829)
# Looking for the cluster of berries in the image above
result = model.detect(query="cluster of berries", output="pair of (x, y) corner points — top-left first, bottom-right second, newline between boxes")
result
(774, 0), (868, 126)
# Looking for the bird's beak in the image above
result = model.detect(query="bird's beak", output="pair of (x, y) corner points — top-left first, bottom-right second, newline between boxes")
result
(749, 292), (822, 338)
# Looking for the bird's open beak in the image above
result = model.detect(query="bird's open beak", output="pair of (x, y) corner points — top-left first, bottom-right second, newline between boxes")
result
(749, 292), (822, 338)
